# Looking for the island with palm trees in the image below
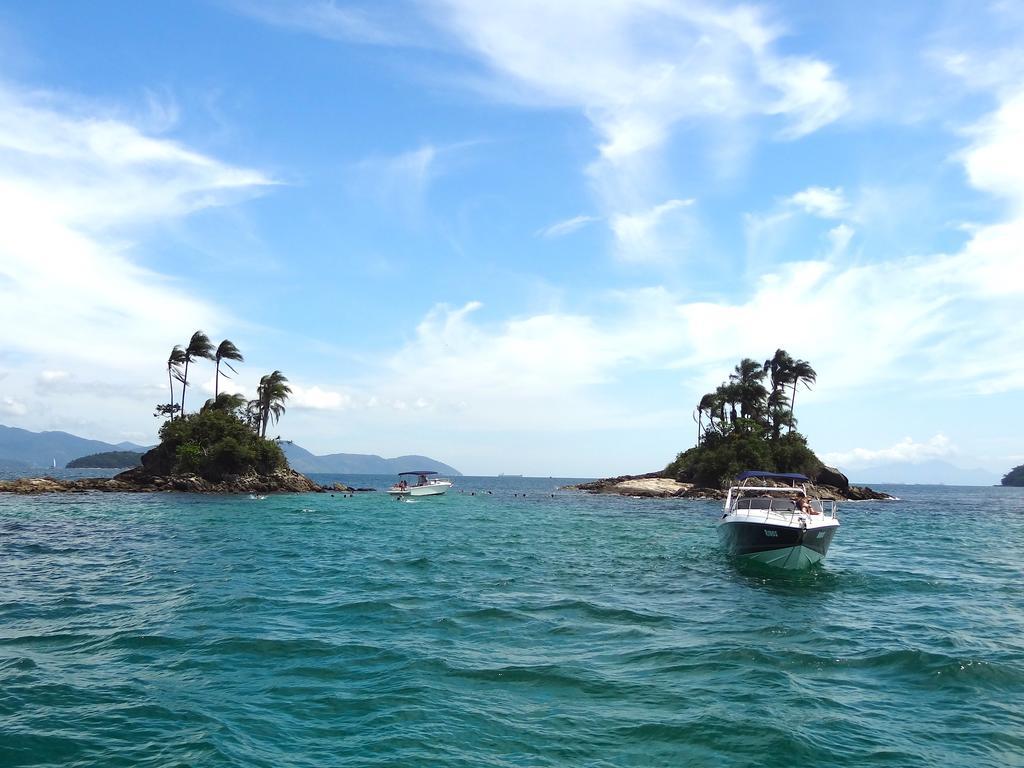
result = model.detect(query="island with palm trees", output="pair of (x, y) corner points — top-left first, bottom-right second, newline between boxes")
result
(574, 349), (892, 500)
(1, 331), (325, 494)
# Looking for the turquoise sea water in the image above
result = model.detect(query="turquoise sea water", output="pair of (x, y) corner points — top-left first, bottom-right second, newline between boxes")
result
(2, 477), (1023, 767)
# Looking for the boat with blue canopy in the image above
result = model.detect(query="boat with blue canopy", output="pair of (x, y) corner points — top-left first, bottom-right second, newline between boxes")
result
(387, 471), (453, 498)
(717, 470), (839, 569)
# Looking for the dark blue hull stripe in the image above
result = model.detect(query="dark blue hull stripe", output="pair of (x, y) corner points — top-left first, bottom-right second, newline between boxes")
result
(719, 520), (837, 557)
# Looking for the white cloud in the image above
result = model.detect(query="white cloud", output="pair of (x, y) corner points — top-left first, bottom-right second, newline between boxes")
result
(822, 435), (956, 468)
(610, 198), (694, 263)
(826, 223), (854, 255)
(364, 78), (1024, 431)
(787, 186), (849, 218)
(441, 1), (847, 155)
(245, 2), (848, 264)
(436, 0), (848, 262)
(536, 214), (599, 239)
(0, 82), (272, 437)
(352, 142), (477, 218)
(234, 0), (422, 46)
(290, 384), (354, 411)
(0, 396), (28, 417)
(960, 90), (1024, 209)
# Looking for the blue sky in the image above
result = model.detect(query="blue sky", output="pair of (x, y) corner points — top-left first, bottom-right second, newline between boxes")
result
(1, 0), (1023, 478)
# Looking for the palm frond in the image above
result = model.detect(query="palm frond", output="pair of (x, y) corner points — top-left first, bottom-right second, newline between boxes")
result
(186, 330), (216, 361)
(216, 339), (244, 363)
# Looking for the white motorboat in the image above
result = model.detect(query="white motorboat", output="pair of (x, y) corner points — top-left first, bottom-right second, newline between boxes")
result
(717, 471), (839, 570)
(387, 471), (453, 498)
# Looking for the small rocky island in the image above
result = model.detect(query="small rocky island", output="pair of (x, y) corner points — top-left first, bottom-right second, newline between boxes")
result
(571, 350), (893, 501)
(570, 468), (892, 501)
(0, 331), (350, 496)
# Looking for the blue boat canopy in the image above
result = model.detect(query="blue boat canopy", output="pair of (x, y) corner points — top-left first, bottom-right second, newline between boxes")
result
(735, 470), (809, 481)
(398, 470), (437, 476)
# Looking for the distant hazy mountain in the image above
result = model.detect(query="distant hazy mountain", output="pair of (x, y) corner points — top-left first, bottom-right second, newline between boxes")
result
(0, 423), (460, 476)
(0, 457), (31, 471)
(281, 442), (461, 476)
(848, 459), (1001, 486)
(0, 424), (150, 469)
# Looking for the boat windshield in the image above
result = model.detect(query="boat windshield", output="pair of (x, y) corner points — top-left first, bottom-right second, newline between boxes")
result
(734, 496), (797, 512)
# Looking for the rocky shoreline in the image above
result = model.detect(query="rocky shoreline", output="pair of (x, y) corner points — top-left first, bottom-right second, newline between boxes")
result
(0, 467), (374, 495)
(567, 472), (895, 501)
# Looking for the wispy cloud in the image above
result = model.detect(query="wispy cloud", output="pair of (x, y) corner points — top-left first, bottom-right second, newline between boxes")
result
(822, 435), (956, 468)
(435, 1), (848, 263)
(359, 82), (1024, 431)
(233, 0), (423, 46)
(352, 141), (477, 218)
(536, 214), (599, 239)
(610, 198), (694, 263)
(0, 82), (272, 437)
(290, 384), (354, 411)
(787, 186), (849, 219)
(245, 1), (849, 264)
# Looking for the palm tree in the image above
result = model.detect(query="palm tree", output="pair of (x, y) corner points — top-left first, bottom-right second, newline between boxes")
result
(788, 359), (817, 432)
(722, 382), (742, 426)
(256, 370), (292, 438)
(697, 392), (717, 440)
(766, 387), (792, 439)
(711, 388), (728, 433)
(729, 358), (768, 422)
(180, 331), (216, 417)
(166, 345), (186, 419)
(214, 339), (244, 399)
(202, 392), (247, 413)
(763, 349), (795, 434)
(243, 398), (263, 434)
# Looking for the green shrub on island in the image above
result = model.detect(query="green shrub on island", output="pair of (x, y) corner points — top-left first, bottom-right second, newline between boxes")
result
(1002, 465), (1024, 487)
(667, 429), (822, 489)
(666, 350), (828, 489)
(144, 408), (286, 482)
(67, 451), (144, 469)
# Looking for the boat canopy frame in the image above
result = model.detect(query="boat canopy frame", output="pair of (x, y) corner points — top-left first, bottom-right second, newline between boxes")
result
(398, 470), (438, 476)
(735, 470), (809, 482)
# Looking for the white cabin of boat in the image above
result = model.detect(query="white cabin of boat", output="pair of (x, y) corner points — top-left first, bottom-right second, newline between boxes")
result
(387, 470), (453, 497)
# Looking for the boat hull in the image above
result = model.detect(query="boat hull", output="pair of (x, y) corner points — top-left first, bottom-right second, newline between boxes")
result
(387, 481), (452, 498)
(718, 519), (837, 570)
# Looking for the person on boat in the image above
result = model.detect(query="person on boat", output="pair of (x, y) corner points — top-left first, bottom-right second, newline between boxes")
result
(398, 479), (407, 490)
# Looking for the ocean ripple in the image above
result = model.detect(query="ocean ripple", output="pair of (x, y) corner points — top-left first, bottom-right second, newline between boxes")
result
(1, 482), (1022, 766)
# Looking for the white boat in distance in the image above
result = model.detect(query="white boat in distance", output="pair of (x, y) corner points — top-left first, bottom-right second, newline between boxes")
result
(387, 471), (453, 498)
(717, 470), (839, 570)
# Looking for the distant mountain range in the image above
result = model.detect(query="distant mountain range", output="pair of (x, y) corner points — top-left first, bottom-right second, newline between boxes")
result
(0, 425), (149, 469)
(847, 459), (1001, 486)
(281, 442), (461, 476)
(0, 424), (460, 476)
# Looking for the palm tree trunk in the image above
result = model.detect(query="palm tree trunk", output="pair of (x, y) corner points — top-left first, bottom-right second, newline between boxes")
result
(789, 381), (797, 433)
(214, 360), (220, 399)
(181, 359), (189, 416)
(168, 367), (175, 420)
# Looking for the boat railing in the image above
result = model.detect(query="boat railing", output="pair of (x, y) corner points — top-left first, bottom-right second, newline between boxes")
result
(727, 489), (838, 519)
